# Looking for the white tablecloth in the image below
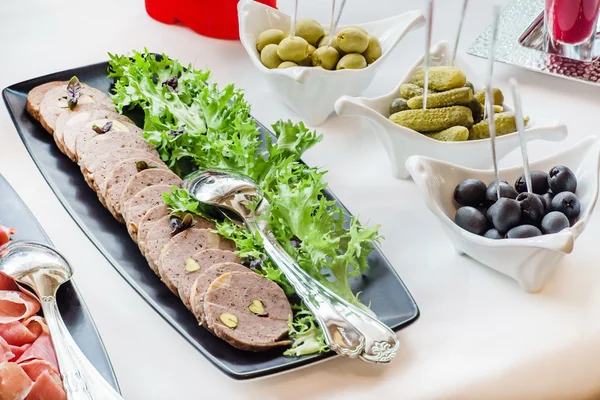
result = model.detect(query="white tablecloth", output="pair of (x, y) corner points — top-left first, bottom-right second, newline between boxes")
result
(2, 0), (600, 398)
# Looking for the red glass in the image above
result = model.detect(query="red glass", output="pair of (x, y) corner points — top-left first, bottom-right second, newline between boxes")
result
(145, 0), (277, 40)
(545, 0), (600, 44)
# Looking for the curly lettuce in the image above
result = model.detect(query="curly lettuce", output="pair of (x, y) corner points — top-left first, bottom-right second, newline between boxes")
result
(109, 51), (380, 356)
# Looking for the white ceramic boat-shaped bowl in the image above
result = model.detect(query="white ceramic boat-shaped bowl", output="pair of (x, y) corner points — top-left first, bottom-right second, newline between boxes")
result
(238, 0), (425, 126)
(335, 40), (569, 179)
(405, 136), (600, 293)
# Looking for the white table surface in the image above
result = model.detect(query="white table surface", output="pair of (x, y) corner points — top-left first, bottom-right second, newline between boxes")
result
(2, 0), (600, 398)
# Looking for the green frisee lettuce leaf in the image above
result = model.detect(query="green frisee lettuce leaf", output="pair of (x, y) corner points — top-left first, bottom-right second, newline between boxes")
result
(109, 50), (381, 356)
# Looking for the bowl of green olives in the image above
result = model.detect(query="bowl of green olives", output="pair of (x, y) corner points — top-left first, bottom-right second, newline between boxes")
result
(238, 0), (424, 125)
(334, 40), (569, 178)
(405, 136), (600, 293)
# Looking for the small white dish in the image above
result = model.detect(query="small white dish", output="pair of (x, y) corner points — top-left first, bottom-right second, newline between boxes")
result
(405, 136), (600, 293)
(238, 0), (425, 126)
(334, 40), (569, 179)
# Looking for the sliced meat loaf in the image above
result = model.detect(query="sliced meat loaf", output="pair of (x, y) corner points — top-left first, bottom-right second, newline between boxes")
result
(79, 132), (159, 193)
(59, 110), (134, 161)
(54, 106), (130, 157)
(137, 204), (169, 254)
(26, 81), (66, 121)
(178, 249), (240, 311)
(120, 169), (181, 215)
(103, 158), (168, 222)
(203, 271), (292, 351)
(157, 227), (234, 294)
(144, 216), (214, 275)
(123, 184), (174, 242)
(75, 121), (143, 163)
(38, 84), (114, 134)
(190, 262), (248, 322)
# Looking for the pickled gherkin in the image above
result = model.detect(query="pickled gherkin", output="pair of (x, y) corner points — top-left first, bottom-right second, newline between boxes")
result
(468, 112), (529, 140)
(389, 98), (409, 115)
(410, 66), (467, 91)
(475, 88), (504, 106)
(399, 83), (429, 100)
(407, 87), (473, 109)
(389, 106), (474, 132)
(425, 126), (469, 141)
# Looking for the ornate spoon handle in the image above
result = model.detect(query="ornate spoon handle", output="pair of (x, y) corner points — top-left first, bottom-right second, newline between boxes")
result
(41, 296), (123, 400)
(251, 219), (400, 363)
(255, 225), (365, 357)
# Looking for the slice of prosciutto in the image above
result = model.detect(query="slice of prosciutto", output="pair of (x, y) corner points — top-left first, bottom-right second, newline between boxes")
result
(0, 292), (40, 324)
(17, 334), (58, 373)
(24, 370), (66, 400)
(0, 362), (33, 400)
(0, 322), (38, 346)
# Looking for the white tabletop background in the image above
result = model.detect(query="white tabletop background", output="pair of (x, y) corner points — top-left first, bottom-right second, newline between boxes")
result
(2, 0), (600, 399)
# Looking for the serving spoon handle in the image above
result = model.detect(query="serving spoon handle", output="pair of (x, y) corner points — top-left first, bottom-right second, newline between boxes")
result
(248, 206), (400, 363)
(37, 295), (123, 400)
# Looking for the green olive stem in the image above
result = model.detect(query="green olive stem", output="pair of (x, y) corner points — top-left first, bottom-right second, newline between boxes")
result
(327, 0), (347, 47)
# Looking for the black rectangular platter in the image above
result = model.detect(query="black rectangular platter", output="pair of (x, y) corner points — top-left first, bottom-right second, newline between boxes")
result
(0, 173), (120, 391)
(3, 60), (419, 380)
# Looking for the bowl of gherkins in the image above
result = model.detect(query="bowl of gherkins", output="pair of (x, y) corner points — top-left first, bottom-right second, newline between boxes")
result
(334, 40), (569, 179)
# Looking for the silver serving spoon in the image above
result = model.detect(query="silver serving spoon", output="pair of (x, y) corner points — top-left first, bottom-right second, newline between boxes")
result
(327, 0), (347, 47)
(184, 171), (400, 363)
(486, 6), (501, 199)
(451, 0), (469, 66)
(510, 78), (532, 192)
(0, 241), (123, 400)
(422, 0), (434, 110)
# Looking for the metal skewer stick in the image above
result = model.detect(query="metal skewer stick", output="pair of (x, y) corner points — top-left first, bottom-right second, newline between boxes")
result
(483, 6), (500, 119)
(451, 0), (469, 66)
(510, 78), (532, 193)
(327, 0), (347, 47)
(486, 6), (502, 200)
(290, 0), (299, 37)
(422, 0), (434, 110)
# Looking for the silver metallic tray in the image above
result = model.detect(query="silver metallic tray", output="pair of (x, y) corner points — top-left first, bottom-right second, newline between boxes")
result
(468, 0), (600, 86)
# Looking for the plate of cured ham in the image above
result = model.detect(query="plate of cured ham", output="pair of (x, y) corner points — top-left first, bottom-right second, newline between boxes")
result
(0, 174), (120, 398)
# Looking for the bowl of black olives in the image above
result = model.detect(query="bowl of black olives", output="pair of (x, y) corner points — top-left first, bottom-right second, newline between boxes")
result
(238, 0), (424, 125)
(406, 136), (600, 293)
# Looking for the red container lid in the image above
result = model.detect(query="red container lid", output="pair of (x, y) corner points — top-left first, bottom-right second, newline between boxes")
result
(145, 0), (277, 40)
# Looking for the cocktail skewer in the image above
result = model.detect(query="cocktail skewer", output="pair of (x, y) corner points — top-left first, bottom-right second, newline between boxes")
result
(451, 0), (469, 66)
(422, 0), (434, 110)
(486, 6), (501, 199)
(327, 0), (347, 47)
(290, 0), (299, 37)
(483, 6), (501, 119)
(510, 78), (532, 193)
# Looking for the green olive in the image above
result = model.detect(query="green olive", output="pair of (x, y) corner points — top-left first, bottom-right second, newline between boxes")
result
(278, 61), (298, 69)
(256, 29), (285, 52)
(295, 44), (316, 66)
(362, 36), (382, 64)
(336, 53), (367, 70)
(318, 35), (344, 55)
(260, 44), (282, 69)
(295, 19), (324, 46)
(312, 46), (339, 70)
(336, 27), (369, 53)
(277, 36), (309, 62)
